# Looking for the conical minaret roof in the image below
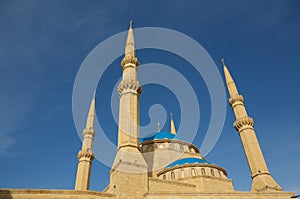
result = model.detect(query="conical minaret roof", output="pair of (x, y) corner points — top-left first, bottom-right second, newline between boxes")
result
(170, 113), (177, 135)
(85, 92), (95, 129)
(222, 58), (239, 97)
(121, 20), (139, 67)
(125, 20), (136, 58)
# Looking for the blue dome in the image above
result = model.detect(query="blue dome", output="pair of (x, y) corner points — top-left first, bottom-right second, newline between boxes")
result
(140, 131), (181, 142)
(166, 157), (210, 168)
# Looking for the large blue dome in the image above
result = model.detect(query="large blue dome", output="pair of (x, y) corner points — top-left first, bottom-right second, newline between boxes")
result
(166, 157), (210, 168)
(141, 131), (181, 142)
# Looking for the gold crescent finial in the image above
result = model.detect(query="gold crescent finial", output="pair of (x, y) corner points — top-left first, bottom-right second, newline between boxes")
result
(170, 112), (173, 120)
(129, 20), (133, 29)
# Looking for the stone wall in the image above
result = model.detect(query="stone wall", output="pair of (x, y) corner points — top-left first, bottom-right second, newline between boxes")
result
(148, 178), (195, 193)
(0, 188), (295, 199)
(144, 191), (296, 199)
(0, 189), (115, 199)
(178, 175), (234, 192)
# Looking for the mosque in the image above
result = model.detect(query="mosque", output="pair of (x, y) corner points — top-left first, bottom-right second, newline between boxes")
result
(0, 22), (296, 199)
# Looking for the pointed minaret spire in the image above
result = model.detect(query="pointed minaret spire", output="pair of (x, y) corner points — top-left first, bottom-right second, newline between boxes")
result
(222, 58), (239, 98)
(85, 92), (95, 130)
(75, 94), (96, 190)
(223, 60), (282, 192)
(124, 20), (136, 59)
(170, 113), (177, 135)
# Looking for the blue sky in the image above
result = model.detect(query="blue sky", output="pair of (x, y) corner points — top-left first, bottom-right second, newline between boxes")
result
(0, 0), (299, 194)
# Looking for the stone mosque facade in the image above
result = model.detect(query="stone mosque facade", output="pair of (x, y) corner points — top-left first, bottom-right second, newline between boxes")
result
(0, 22), (296, 198)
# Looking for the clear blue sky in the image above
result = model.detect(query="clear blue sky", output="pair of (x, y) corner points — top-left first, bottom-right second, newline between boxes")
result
(0, 0), (299, 194)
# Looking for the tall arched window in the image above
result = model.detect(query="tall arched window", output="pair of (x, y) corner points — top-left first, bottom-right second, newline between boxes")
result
(180, 144), (184, 151)
(169, 143), (174, 149)
(211, 169), (215, 176)
(180, 170), (185, 178)
(201, 168), (206, 175)
(171, 172), (175, 179)
(218, 170), (222, 177)
(148, 145), (153, 151)
(163, 175), (166, 180)
(191, 168), (196, 176)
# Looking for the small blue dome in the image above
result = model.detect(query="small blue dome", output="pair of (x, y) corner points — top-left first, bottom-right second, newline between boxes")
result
(141, 131), (181, 142)
(166, 157), (210, 168)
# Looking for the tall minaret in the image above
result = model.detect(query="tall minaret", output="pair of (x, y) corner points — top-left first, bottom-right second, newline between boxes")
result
(117, 20), (141, 149)
(108, 21), (148, 197)
(75, 94), (96, 190)
(222, 59), (282, 192)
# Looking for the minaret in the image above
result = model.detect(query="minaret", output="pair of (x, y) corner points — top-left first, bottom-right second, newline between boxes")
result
(170, 113), (177, 135)
(222, 59), (282, 192)
(117, 20), (141, 149)
(75, 94), (96, 190)
(108, 21), (148, 197)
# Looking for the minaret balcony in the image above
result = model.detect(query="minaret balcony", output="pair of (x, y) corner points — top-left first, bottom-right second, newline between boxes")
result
(234, 116), (254, 132)
(82, 128), (96, 137)
(121, 56), (139, 67)
(229, 95), (244, 107)
(77, 149), (95, 160)
(118, 79), (142, 95)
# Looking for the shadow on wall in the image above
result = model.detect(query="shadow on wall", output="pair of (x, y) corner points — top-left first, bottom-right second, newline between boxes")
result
(0, 189), (13, 199)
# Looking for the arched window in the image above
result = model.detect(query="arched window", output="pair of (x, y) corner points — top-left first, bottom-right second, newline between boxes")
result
(169, 143), (174, 149)
(180, 170), (185, 178)
(201, 168), (206, 175)
(147, 145), (151, 152)
(191, 168), (196, 176)
(211, 169), (215, 176)
(148, 145), (153, 151)
(163, 175), (166, 180)
(180, 144), (184, 151)
(218, 170), (222, 177)
(171, 172), (175, 179)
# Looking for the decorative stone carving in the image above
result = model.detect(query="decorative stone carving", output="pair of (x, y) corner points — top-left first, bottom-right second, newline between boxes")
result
(77, 149), (95, 160)
(234, 116), (254, 132)
(118, 79), (142, 95)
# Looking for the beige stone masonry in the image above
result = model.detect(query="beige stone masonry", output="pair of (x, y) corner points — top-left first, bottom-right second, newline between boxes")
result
(0, 189), (115, 199)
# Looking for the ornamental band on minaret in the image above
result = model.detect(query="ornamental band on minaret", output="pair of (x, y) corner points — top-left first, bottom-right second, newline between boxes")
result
(75, 94), (96, 190)
(222, 59), (282, 192)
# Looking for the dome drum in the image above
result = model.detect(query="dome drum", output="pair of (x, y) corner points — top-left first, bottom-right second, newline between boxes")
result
(140, 132), (200, 155)
(157, 163), (228, 181)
